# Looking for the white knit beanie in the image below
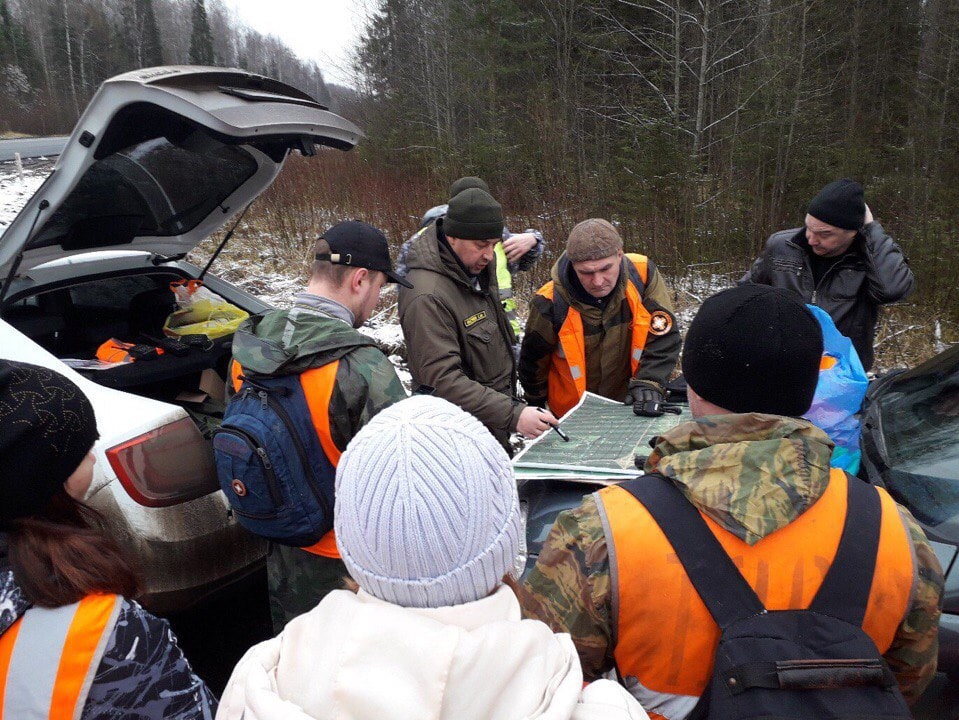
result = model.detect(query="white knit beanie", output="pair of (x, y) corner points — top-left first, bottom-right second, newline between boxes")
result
(334, 395), (522, 608)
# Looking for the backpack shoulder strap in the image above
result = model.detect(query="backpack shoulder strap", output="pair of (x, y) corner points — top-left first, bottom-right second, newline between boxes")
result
(620, 473), (765, 628)
(624, 254), (648, 293)
(551, 290), (570, 337)
(808, 474), (883, 626)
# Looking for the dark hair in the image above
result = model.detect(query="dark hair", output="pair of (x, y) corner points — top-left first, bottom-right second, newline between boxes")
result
(8, 492), (140, 607)
(311, 259), (355, 286)
(311, 238), (357, 286)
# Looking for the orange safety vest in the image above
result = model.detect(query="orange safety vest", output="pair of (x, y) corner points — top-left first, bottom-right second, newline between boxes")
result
(537, 254), (650, 418)
(0, 593), (121, 719)
(230, 359), (341, 559)
(596, 468), (914, 720)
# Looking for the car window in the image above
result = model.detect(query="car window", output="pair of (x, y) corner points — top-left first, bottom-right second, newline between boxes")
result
(876, 348), (959, 529)
(69, 275), (168, 312)
(30, 127), (257, 251)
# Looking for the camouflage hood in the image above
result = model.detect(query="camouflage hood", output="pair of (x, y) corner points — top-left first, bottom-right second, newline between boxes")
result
(232, 306), (377, 377)
(646, 413), (835, 545)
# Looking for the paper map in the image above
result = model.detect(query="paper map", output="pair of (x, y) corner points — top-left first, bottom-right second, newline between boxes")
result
(512, 392), (693, 479)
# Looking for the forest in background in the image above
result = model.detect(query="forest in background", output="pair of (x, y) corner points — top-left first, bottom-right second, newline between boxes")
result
(2, 0), (958, 344)
(0, 0), (331, 133)
(348, 0), (959, 331)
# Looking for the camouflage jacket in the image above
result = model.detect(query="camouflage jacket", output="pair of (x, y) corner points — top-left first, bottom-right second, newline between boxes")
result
(231, 296), (407, 452)
(0, 563), (216, 719)
(519, 253), (681, 406)
(518, 413), (943, 705)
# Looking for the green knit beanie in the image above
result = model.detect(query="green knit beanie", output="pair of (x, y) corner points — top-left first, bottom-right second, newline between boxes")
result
(444, 188), (504, 240)
(449, 176), (490, 197)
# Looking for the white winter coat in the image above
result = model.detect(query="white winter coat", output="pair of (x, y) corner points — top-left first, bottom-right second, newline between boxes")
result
(217, 585), (648, 720)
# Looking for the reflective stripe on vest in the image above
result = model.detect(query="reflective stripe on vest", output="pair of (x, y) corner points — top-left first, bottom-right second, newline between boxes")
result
(538, 254), (650, 418)
(0, 594), (121, 720)
(596, 468), (914, 720)
(230, 360), (342, 559)
(494, 242), (512, 301)
(494, 243), (521, 335)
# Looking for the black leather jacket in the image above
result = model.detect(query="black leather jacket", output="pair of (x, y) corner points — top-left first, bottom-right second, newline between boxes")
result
(740, 222), (914, 370)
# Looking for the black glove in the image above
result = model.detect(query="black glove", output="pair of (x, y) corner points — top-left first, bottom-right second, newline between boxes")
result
(625, 382), (682, 417)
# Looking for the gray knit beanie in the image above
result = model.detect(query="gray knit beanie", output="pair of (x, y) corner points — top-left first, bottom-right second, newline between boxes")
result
(334, 395), (522, 608)
(566, 218), (624, 262)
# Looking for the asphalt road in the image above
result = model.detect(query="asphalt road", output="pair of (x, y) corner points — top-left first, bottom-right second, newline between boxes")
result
(0, 135), (69, 162)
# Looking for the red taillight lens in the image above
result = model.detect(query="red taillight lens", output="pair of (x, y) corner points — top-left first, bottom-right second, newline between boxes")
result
(106, 417), (218, 507)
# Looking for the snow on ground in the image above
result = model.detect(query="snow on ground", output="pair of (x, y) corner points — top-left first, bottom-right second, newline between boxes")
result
(0, 161), (52, 234)
(0, 160), (724, 390)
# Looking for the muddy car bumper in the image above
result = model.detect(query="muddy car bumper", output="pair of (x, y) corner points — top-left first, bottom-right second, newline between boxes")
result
(89, 481), (267, 613)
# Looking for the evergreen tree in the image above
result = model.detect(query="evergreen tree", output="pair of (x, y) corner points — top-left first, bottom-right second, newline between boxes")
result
(0, 0), (40, 82)
(0, 0), (11, 64)
(137, 0), (164, 67)
(188, 0), (214, 65)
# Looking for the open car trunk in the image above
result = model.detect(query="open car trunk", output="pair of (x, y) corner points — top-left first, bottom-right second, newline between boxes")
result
(2, 270), (237, 435)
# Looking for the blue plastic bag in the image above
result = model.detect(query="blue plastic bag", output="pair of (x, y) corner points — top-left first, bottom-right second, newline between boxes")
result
(802, 305), (869, 473)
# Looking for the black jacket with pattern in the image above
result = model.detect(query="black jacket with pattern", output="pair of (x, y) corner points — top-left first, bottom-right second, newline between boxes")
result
(0, 542), (217, 719)
(740, 222), (914, 370)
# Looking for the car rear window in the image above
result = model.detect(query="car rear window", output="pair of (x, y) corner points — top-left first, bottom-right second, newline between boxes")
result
(30, 120), (257, 252)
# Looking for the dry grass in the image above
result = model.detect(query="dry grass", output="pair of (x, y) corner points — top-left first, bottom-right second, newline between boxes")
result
(192, 150), (954, 374)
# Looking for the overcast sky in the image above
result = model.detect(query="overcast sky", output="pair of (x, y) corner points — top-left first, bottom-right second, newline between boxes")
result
(220, 0), (371, 87)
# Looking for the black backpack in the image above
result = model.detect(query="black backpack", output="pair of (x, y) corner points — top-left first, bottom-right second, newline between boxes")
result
(621, 473), (911, 720)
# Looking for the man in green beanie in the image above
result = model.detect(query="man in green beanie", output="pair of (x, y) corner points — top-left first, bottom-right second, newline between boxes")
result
(398, 187), (558, 452)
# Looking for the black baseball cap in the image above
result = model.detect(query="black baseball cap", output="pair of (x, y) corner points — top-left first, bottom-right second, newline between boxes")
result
(315, 220), (413, 288)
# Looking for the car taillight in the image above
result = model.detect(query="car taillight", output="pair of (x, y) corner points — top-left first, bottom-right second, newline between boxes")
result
(106, 417), (218, 507)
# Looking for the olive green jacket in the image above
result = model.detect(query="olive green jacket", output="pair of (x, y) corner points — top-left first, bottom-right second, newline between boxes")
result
(518, 413), (943, 705)
(398, 220), (524, 449)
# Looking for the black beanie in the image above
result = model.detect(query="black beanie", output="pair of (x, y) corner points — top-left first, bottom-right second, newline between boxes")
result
(682, 285), (823, 417)
(444, 188), (504, 240)
(807, 179), (866, 230)
(449, 176), (490, 197)
(0, 360), (99, 525)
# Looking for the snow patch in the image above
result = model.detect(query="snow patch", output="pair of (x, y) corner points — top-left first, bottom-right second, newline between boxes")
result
(0, 163), (51, 235)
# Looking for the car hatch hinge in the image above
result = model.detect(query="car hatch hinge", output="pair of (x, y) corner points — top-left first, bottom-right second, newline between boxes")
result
(150, 252), (187, 266)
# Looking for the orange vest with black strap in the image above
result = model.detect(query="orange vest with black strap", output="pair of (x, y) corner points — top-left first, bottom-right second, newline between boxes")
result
(0, 593), (121, 719)
(230, 359), (341, 559)
(537, 254), (650, 418)
(595, 468), (914, 720)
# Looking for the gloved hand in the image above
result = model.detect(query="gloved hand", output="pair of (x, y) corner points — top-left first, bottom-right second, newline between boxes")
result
(625, 381), (682, 417)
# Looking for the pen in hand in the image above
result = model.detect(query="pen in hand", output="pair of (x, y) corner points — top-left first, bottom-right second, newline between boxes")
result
(536, 407), (570, 442)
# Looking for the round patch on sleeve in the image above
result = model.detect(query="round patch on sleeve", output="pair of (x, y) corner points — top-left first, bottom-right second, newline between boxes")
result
(648, 310), (674, 336)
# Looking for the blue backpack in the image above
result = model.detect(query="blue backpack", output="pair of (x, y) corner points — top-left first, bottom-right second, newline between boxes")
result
(213, 373), (335, 547)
